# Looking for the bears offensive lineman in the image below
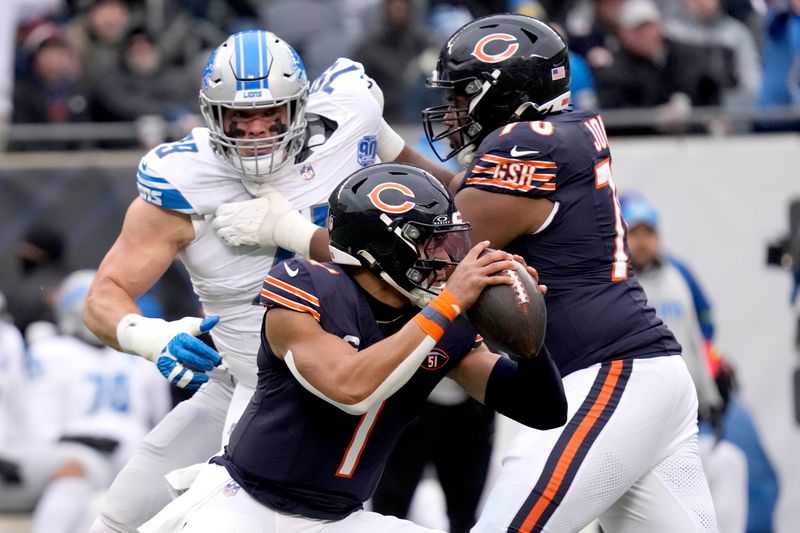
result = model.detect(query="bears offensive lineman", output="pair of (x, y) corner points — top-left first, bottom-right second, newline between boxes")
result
(422, 15), (718, 533)
(84, 30), (452, 533)
(140, 164), (567, 533)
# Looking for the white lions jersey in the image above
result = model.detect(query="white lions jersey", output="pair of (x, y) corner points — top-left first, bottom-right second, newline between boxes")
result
(135, 58), (382, 387)
(26, 335), (170, 449)
(0, 321), (29, 447)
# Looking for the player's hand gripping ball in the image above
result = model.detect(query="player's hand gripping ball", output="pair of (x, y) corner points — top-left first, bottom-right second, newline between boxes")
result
(467, 254), (546, 359)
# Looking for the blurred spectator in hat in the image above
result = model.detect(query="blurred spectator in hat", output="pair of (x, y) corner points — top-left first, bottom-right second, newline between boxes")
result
(0, 0), (63, 149)
(621, 192), (748, 533)
(91, 25), (198, 138)
(665, 0), (762, 114)
(594, 0), (724, 133)
(11, 22), (91, 149)
(621, 192), (780, 533)
(4, 225), (70, 338)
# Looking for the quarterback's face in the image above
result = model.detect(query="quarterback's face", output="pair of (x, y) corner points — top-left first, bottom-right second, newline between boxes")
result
(222, 106), (289, 156)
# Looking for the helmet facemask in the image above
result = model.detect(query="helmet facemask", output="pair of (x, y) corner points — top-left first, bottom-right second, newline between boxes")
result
(422, 73), (494, 163)
(200, 91), (308, 179)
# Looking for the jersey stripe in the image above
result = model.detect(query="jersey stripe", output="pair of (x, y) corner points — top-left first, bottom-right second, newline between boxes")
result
(480, 154), (557, 167)
(465, 177), (556, 192)
(509, 359), (633, 532)
(136, 170), (193, 212)
(263, 276), (320, 307)
(260, 289), (321, 321)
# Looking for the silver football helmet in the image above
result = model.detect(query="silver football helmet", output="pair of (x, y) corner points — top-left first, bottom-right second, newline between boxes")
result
(200, 30), (309, 180)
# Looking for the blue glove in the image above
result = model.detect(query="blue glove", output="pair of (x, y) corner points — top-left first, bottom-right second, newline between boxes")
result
(154, 316), (222, 390)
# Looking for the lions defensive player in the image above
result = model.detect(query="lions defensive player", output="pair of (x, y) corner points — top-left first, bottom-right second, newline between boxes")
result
(84, 30), (452, 533)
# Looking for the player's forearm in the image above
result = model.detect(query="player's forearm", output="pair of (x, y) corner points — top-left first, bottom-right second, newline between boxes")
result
(289, 289), (461, 413)
(483, 347), (567, 429)
(393, 143), (454, 187)
(83, 278), (141, 350)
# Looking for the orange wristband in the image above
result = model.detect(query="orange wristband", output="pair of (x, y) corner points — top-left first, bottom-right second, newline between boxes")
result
(412, 288), (462, 341)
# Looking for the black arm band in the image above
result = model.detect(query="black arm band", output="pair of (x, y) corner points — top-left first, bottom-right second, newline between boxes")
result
(483, 346), (567, 429)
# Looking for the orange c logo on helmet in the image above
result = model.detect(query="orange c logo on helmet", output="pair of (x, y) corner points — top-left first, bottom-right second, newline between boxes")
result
(368, 182), (416, 214)
(471, 33), (519, 63)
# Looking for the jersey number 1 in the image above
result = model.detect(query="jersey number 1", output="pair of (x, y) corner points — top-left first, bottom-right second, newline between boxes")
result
(336, 401), (385, 478)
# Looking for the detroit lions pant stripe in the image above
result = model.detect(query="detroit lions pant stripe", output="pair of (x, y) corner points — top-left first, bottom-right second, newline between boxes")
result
(508, 358), (633, 533)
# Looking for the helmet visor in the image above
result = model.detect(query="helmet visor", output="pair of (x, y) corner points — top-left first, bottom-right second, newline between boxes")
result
(414, 223), (471, 292)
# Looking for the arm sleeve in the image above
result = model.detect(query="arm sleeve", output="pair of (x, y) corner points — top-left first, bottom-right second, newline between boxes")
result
(483, 346), (567, 429)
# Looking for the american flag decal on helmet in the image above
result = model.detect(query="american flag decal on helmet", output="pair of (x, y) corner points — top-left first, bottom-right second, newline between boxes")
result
(551, 66), (566, 80)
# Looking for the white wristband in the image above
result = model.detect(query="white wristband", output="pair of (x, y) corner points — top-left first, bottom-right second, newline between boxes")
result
(272, 209), (319, 258)
(285, 335), (438, 415)
(116, 313), (207, 362)
(116, 313), (161, 362)
(377, 119), (405, 162)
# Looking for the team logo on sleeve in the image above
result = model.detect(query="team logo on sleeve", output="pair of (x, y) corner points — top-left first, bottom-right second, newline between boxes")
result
(367, 182), (416, 214)
(357, 135), (377, 167)
(471, 33), (519, 63)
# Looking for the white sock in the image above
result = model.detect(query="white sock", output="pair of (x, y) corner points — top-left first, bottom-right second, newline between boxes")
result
(32, 476), (91, 533)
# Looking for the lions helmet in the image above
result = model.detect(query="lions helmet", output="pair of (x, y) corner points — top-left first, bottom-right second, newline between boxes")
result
(328, 164), (471, 307)
(422, 14), (570, 161)
(200, 30), (309, 180)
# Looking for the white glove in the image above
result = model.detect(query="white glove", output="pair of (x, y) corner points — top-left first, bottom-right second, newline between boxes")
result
(213, 188), (318, 257)
(116, 314), (222, 390)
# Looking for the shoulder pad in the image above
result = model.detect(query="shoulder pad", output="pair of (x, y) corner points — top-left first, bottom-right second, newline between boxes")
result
(295, 113), (339, 163)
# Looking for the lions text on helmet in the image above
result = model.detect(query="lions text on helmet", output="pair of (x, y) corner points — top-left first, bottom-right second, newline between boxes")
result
(200, 30), (308, 180)
(422, 15), (571, 163)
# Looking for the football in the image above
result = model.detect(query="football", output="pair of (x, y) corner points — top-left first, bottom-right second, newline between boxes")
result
(467, 259), (547, 359)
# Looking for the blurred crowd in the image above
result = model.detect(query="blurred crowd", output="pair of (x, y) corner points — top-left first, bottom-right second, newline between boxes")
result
(1, 0), (798, 151)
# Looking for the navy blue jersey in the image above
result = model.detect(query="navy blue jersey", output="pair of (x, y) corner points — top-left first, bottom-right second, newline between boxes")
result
(460, 110), (680, 376)
(218, 258), (480, 520)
